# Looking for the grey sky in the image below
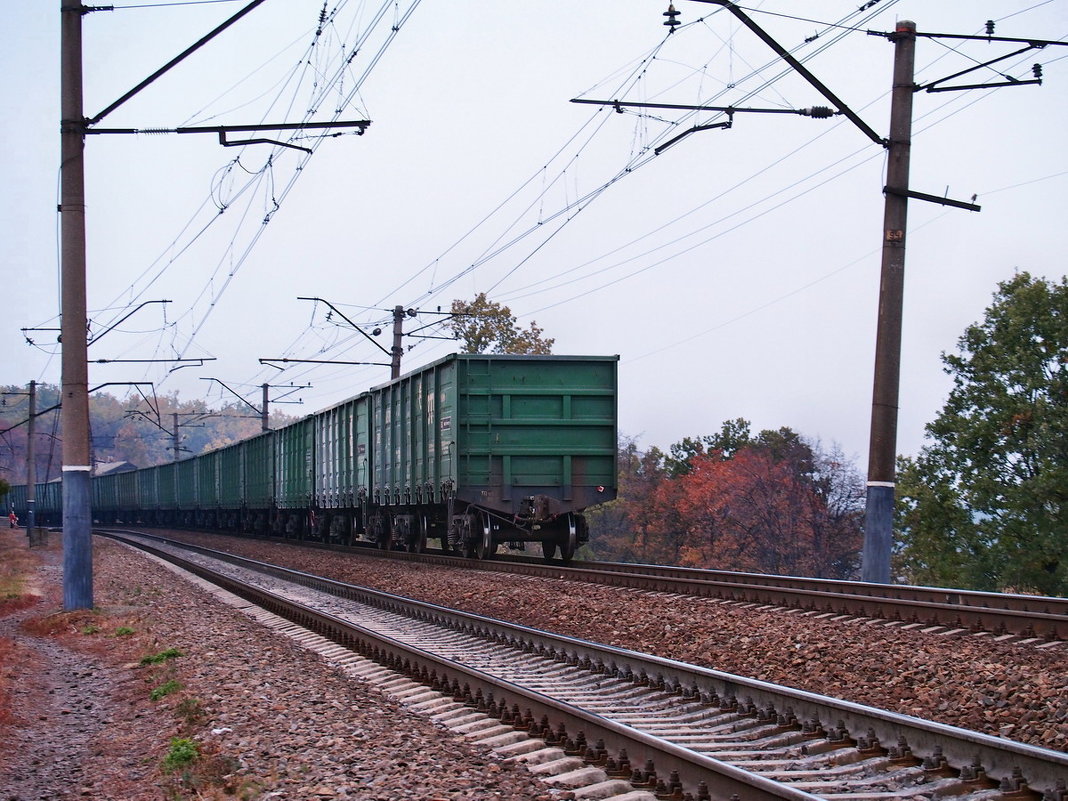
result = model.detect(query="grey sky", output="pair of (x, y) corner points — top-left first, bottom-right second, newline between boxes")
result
(3, 1), (1066, 469)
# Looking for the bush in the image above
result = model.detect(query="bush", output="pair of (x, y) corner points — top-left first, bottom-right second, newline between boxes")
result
(162, 738), (199, 772)
(150, 680), (182, 701)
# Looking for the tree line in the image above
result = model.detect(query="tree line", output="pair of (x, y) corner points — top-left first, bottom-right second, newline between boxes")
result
(0, 387), (293, 485)
(585, 422), (865, 579)
(585, 273), (1066, 595)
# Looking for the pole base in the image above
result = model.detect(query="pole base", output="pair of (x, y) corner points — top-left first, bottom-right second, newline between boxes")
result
(861, 483), (894, 583)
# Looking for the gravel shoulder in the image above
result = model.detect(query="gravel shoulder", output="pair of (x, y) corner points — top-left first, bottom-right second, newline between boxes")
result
(0, 531), (561, 801)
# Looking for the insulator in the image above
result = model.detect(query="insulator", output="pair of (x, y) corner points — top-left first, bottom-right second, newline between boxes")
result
(662, 3), (680, 30)
(803, 106), (835, 119)
(985, 20), (995, 36)
(142, 128), (171, 135)
(1033, 63), (1043, 80)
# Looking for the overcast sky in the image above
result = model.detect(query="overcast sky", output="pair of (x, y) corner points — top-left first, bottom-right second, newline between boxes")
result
(3, 1), (1066, 470)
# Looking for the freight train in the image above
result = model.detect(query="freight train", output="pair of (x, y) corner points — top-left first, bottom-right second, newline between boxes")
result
(6, 354), (619, 562)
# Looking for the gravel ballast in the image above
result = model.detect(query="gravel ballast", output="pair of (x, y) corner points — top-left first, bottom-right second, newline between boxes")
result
(2, 528), (1065, 800)
(0, 534), (563, 800)
(161, 531), (1068, 753)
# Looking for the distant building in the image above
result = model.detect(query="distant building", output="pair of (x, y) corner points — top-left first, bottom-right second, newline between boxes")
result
(93, 461), (138, 477)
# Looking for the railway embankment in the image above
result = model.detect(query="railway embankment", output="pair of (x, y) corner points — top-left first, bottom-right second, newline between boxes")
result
(162, 530), (1068, 754)
(0, 531), (558, 800)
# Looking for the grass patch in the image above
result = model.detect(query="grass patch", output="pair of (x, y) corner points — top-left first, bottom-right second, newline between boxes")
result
(113, 626), (135, 636)
(140, 647), (183, 665)
(150, 679), (182, 701)
(0, 529), (41, 614)
(81, 624), (100, 635)
(161, 737), (199, 772)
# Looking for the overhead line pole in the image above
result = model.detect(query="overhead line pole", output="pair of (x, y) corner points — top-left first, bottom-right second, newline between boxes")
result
(26, 381), (37, 541)
(60, 1), (92, 609)
(631, 3), (1059, 583)
(862, 21), (916, 584)
(200, 377), (310, 431)
(56, 0), (367, 609)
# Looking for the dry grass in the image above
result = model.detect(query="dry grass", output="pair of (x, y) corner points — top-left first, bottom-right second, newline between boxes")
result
(0, 529), (41, 615)
(0, 529), (45, 728)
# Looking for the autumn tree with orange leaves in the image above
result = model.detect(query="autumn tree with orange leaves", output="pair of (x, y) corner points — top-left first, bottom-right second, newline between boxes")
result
(586, 421), (863, 578)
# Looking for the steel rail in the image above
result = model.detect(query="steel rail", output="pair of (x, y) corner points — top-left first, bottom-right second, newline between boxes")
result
(102, 529), (1068, 800)
(352, 546), (1068, 641)
(100, 530), (816, 801)
(106, 526), (1067, 639)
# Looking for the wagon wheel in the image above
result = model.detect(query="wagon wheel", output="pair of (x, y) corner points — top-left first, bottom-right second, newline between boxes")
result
(474, 511), (496, 561)
(408, 515), (429, 553)
(558, 514), (578, 564)
(461, 513), (478, 558)
(541, 515), (578, 564)
(370, 511), (391, 550)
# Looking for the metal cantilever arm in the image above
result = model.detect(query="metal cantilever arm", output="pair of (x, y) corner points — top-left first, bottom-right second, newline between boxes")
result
(687, 0), (886, 146)
(654, 120), (733, 155)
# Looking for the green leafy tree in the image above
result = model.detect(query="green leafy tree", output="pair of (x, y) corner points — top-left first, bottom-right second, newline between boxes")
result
(447, 293), (554, 354)
(895, 272), (1068, 594)
(663, 418), (752, 476)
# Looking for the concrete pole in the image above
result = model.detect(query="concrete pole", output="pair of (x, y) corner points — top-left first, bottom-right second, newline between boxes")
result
(173, 412), (180, 462)
(26, 381), (37, 537)
(60, 1), (93, 609)
(862, 21), (916, 584)
(261, 383), (269, 431)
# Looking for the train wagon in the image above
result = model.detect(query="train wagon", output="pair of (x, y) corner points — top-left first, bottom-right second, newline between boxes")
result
(365, 353), (618, 559)
(139, 464), (160, 518)
(7, 479), (63, 526)
(3, 353), (619, 562)
(241, 430), (275, 532)
(93, 469), (139, 523)
(157, 461), (178, 517)
(311, 394), (370, 541)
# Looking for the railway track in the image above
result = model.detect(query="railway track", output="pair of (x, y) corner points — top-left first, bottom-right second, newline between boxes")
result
(370, 547), (1068, 642)
(103, 530), (1068, 801)
(235, 534), (1067, 643)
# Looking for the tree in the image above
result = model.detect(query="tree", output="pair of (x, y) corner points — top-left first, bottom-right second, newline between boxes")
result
(665, 439), (862, 577)
(663, 418), (751, 476)
(0, 385), (294, 479)
(586, 422), (864, 577)
(446, 293), (554, 354)
(584, 435), (671, 562)
(895, 273), (1068, 595)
